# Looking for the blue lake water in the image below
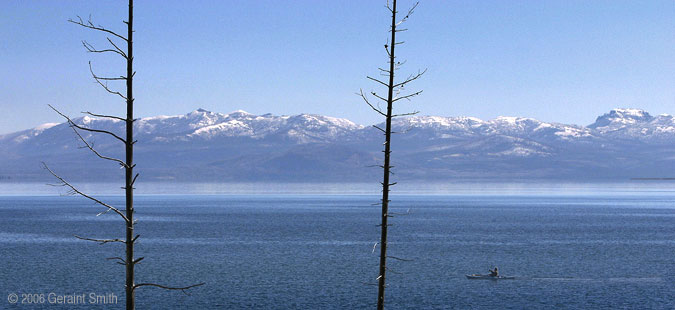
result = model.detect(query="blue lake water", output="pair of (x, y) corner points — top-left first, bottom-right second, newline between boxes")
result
(1, 183), (674, 309)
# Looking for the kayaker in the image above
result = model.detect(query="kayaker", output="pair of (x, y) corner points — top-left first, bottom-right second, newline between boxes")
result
(489, 267), (499, 277)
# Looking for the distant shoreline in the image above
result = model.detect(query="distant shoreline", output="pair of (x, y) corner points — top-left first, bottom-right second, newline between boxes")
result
(3, 180), (675, 196)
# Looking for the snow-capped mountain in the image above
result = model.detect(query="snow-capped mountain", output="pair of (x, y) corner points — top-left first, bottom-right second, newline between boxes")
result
(135, 108), (363, 143)
(2, 108), (674, 181)
(588, 108), (675, 142)
(387, 114), (594, 143)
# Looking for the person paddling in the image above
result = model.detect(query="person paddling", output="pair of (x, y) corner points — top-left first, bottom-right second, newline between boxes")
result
(489, 267), (499, 277)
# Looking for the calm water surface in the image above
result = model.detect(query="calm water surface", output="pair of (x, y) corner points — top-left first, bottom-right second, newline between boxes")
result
(1, 184), (674, 309)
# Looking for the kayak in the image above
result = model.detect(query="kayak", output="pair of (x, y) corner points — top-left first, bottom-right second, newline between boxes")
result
(466, 274), (515, 280)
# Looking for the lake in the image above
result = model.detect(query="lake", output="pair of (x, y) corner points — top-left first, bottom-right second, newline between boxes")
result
(1, 182), (674, 309)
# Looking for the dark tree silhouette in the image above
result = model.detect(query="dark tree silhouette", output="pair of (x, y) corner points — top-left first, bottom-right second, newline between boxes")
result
(358, 1), (425, 309)
(43, 1), (202, 309)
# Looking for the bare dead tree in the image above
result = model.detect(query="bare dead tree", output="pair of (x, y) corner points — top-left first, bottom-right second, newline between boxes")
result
(43, 1), (202, 309)
(358, 1), (425, 309)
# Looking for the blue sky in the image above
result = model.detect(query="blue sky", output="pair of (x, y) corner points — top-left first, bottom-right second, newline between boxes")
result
(1, 0), (673, 134)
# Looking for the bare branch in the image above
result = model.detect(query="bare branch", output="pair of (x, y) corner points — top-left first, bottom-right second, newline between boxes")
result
(82, 111), (127, 122)
(392, 111), (420, 117)
(385, 0), (394, 13)
(372, 125), (385, 133)
(396, 1), (419, 26)
(81, 40), (127, 59)
(68, 15), (128, 42)
(106, 37), (128, 58)
(406, 2), (419, 18)
(66, 122), (129, 168)
(393, 90), (423, 102)
(370, 91), (388, 102)
(358, 89), (387, 117)
(89, 62), (128, 100)
(130, 173), (139, 187)
(133, 282), (205, 295)
(387, 256), (413, 262)
(393, 69), (427, 88)
(49, 104), (127, 144)
(43, 162), (129, 222)
(106, 257), (127, 265)
(75, 235), (125, 244)
(367, 76), (389, 88)
(89, 62), (126, 80)
(95, 207), (114, 217)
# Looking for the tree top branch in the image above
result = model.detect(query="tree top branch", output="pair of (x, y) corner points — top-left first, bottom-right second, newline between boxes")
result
(68, 15), (128, 42)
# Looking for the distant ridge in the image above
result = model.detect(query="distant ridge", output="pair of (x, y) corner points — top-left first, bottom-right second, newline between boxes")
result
(2, 108), (675, 182)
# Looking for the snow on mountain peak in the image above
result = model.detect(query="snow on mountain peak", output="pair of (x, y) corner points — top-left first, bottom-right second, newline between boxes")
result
(179, 110), (363, 142)
(4, 107), (674, 147)
(9, 122), (61, 143)
(589, 108), (653, 129)
(493, 116), (520, 124)
(34, 123), (59, 131)
(584, 108), (675, 140)
(608, 108), (652, 121)
(491, 116), (540, 125)
(187, 108), (220, 117)
(394, 115), (485, 129)
(612, 108), (648, 116)
(290, 114), (362, 130)
(228, 109), (251, 115)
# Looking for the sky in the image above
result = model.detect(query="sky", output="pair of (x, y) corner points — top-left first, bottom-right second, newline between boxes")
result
(1, 0), (673, 134)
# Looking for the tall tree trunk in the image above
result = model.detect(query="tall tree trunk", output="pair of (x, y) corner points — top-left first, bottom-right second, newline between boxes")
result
(377, 0), (398, 309)
(49, 1), (201, 307)
(124, 0), (135, 309)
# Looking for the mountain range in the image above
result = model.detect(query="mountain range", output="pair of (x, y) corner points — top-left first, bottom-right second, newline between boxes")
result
(2, 108), (675, 182)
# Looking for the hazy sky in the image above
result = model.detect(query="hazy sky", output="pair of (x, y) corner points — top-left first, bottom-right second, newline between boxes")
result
(1, 0), (673, 134)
